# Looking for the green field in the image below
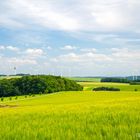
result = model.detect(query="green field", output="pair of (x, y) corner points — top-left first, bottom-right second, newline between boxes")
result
(0, 76), (21, 80)
(0, 81), (140, 140)
(67, 77), (101, 82)
(80, 82), (140, 91)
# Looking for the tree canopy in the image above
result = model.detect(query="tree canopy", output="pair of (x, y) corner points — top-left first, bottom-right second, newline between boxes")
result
(0, 75), (83, 97)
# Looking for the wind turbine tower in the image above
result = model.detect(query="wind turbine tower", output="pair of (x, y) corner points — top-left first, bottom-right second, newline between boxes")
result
(14, 67), (17, 75)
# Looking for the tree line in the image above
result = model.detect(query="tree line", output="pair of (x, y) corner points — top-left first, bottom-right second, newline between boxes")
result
(0, 75), (83, 97)
(101, 78), (129, 83)
(101, 77), (140, 84)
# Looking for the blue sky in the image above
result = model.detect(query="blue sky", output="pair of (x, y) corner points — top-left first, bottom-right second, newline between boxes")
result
(0, 0), (140, 76)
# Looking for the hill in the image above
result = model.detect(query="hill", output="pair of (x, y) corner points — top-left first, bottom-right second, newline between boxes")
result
(0, 90), (140, 139)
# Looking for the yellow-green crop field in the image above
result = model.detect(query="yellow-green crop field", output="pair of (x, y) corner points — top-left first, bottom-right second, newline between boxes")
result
(0, 76), (21, 80)
(0, 82), (140, 140)
(80, 82), (140, 91)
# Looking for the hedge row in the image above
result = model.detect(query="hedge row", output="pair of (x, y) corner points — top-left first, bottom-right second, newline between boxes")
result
(93, 87), (120, 91)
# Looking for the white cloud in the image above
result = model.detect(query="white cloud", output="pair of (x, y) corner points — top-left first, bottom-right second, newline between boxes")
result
(1, 0), (140, 32)
(49, 47), (140, 76)
(0, 46), (5, 50)
(6, 46), (19, 51)
(0, 1), (140, 76)
(0, 45), (19, 52)
(111, 47), (140, 61)
(0, 0), (80, 31)
(51, 47), (140, 66)
(51, 52), (112, 63)
(46, 46), (52, 50)
(61, 45), (77, 51)
(25, 48), (44, 57)
(80, 48), (97, 53)
(8, 58), (37, 65)
(0, 0), (140, 50)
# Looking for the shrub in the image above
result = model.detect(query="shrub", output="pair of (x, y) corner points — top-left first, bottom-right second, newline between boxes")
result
(135, 89), (138, 92)
(1, 97), (4, 101)
(39, 92), (42, 95)
(93, 87), (120, 91)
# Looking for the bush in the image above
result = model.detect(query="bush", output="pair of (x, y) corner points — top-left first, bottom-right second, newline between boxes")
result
(1, 97), (4, 101)
(39, 92), (42, 95)
(93, 87), (120, 91)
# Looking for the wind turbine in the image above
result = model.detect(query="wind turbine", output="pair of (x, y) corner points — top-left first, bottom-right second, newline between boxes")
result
(14, 67), (17, 75)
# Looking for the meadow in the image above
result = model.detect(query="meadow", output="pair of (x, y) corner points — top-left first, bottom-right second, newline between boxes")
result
(0, 76), (21, 80)
(80, 82), (140, 91)
(0, 80), (140, 140)
(67, 77), (101, 82)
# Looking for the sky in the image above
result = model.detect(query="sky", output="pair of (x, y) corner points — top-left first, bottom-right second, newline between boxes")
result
(0, 0), (140, 76)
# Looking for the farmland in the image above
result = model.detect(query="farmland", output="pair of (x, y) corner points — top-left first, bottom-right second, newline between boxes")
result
(1, 0), (140, 139)
(67, 77), (101, 82)
(0, 79), (140, 140)
(80, 82), (140, 91)
(0, 76), (21, 80)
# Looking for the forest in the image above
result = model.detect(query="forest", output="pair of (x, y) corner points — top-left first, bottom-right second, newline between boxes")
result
(0, 75), (83, 97)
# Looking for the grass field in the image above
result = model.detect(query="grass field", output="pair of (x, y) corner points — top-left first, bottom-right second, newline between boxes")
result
(67, 77), (101, 82)
(0, 76), (21, 80)
(0, 88), (140, 139)
(80, 82), (140, 91)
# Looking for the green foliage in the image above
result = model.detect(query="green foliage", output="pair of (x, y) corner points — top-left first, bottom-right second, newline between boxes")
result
(0, 75), (83, 97)
(130, 82), (140, 85)
(14, 76), (47, 95)
(135, 89), (138, 91)
(93, 86), (120, 91)
(1, 97), (4, 101)
(101, 78), (129, 83)
(0, 79), (20, 97)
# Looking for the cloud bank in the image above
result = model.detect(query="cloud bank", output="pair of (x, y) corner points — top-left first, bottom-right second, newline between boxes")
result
(0, 0), (140, 76)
